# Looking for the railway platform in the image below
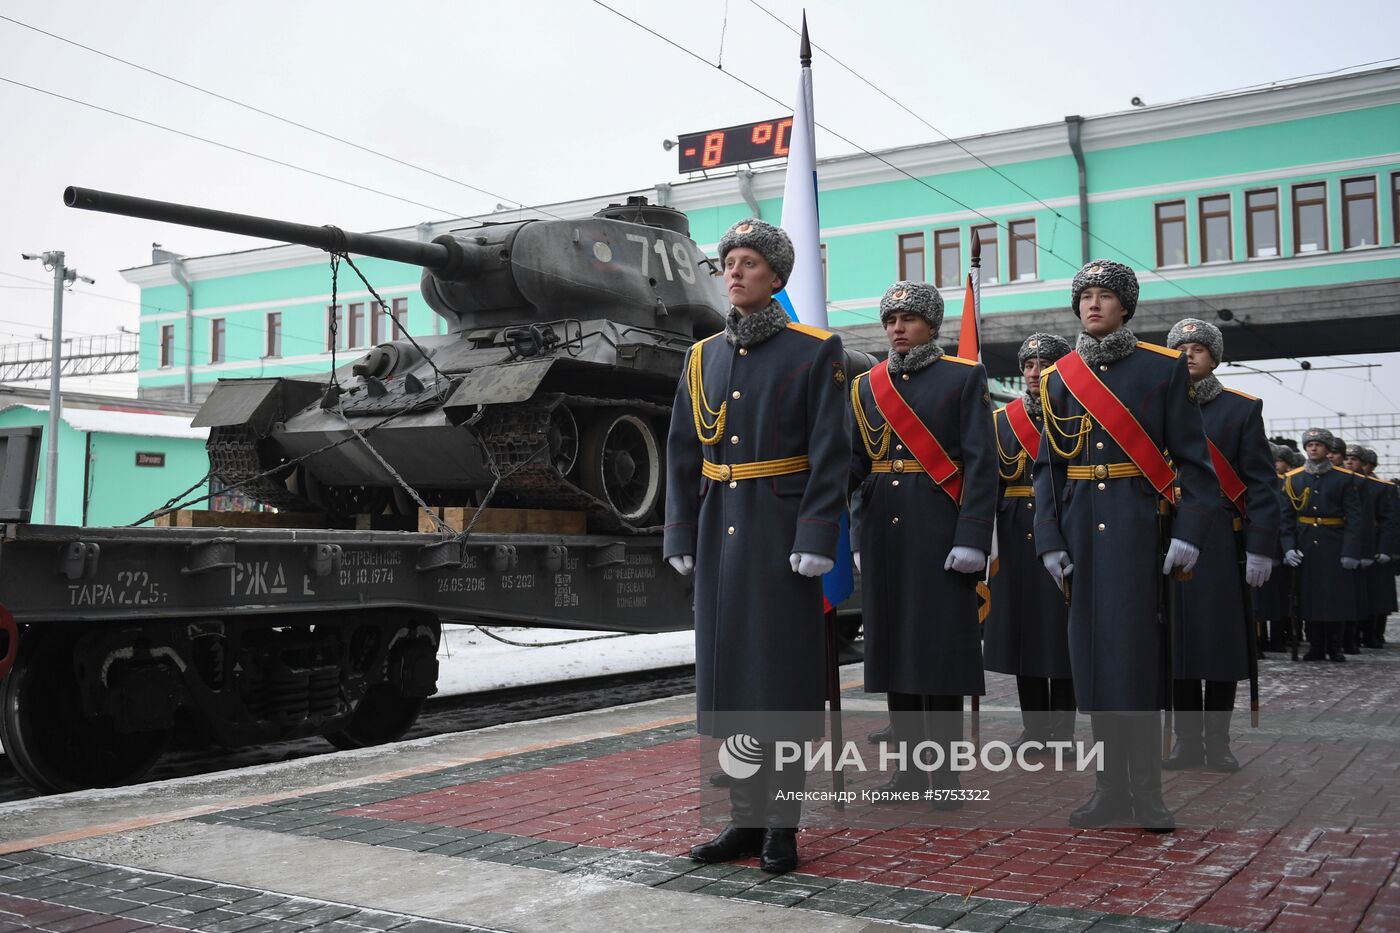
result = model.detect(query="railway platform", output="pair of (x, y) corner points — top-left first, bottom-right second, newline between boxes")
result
(2, 630), (1398, 933)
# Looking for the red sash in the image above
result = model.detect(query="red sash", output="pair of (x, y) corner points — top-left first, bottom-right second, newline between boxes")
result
(1054, 351), (1178, 504)
(869, 361), (963, 504)
(1207, 439), (1246, 515)
(1005, 397), (1041, 459)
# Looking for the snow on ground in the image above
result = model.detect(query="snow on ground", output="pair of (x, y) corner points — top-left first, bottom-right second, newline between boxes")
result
(433, 624), (695, 697)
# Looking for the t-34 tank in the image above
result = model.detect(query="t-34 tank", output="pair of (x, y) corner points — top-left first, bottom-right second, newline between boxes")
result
(66, 187), (730, 531)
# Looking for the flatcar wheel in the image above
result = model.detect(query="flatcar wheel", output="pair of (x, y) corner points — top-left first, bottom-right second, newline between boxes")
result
(578, 409), (662, 523)
(0, 629), (169, 794)
(323, 685), (423, 750)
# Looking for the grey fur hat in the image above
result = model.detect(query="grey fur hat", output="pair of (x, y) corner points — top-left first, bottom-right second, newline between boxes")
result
(1301, 427), (1335, 448)
(1345, 444), (1365, 460)
(1017, 332), (1072, 368)
(1327, 435), (1347, 454)
(1360, 447), (1379, 467)
(718, 218), (794, 289)
(1269, 443), (1291, 464)
(1166, 318), (1224, 362)
(1072, 259), (1140, 319)
(879, 280), (944, 332)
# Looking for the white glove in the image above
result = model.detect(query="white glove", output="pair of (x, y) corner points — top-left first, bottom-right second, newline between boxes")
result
(667, 554), (694, 576)
(1042, 550), (1073, 590)
(1244, 552), (1272, 587)
(1341, 556), (1361, 571)
(944, 546), (987, 574)
(1378, 553), (1392, 565)
(790, 552), (834, 577)
(853, 552), (861, 574)
(1162, 538), (1200, 576)
(1284, 549), (1304, 567)
(1360, 558), (1375, 568)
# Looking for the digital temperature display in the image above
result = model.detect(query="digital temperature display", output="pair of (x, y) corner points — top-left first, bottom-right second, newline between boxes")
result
(677, 117), (794, 172)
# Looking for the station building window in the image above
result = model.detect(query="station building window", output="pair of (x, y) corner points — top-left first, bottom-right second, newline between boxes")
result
(897, 232), (926, 282)
(1246, 189), (1279, 258)
(971, 224), (999, 284)
(266, 311), (282, 358)
(326, 304), (341, 351)
(934, 228), (961, 289)
(210, 318), (226, 364)
(1008, 219), (1036, 281)
(371, 298), (407, 345)
(1392, 173), (1400, 242)
(1292, 182), (1328, 253)
(1199, 195), (1232, 263)
(1341, 176), (1377, 249)
(346, 302), (366, 349)
(159, 324), (174, 368)
(1155, 201), (1187, 267)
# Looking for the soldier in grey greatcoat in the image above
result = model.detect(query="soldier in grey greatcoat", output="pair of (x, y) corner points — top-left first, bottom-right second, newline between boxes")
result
(1162, 319), (1277, 773)
(1337, 440), (1376, 654)
(665, 218), (849, 874)
(1348, 447), (1397, 648)
(1033, 260), (1217, 833)
(984, 333), (1076, 751)
(849, 281), (997, 806)
(1281, 428), (1364, 661)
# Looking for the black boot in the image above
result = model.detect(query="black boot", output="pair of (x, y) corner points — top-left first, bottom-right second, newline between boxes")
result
(1303, 620), (1326, 661)
(1069, 714), (1132, 828)
(927, 695), (965, 811)
(1343, 620), (1361, 655)
(1363, 616), (1385, 649)
(1327, 622), (1347, 662)
(761, 748), (805, 873)
(691, 748), (765, 862)
(1162, 681), (1204, 770)
(866, 722), (893, 745)
(759, 828), (797, 873)
(1203, 681), (1239, 772)
(874, 693), (928, 800)
(1127, 715), (1175, 832)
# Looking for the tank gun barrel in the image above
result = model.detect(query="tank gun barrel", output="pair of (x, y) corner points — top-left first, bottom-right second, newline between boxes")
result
(64, 186), (452, 270)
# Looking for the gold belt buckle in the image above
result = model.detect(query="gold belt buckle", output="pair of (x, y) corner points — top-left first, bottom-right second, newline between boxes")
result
(716, 463), (732, 482)
(892, 459), (905, 473)
(1092, 463), (1108, 480)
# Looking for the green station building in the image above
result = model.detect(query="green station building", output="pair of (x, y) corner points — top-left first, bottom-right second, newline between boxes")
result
(125, 65), (1400, 398)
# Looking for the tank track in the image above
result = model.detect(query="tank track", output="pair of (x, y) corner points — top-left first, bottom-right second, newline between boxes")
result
(207, 425), (318, 512)
(478, 394), (670, 534)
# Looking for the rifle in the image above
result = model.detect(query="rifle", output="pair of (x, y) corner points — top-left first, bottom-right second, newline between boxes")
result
(1288, 564), (1301, 662)
(1234, 522), (1261, 728)
(823, 606), (845, 808)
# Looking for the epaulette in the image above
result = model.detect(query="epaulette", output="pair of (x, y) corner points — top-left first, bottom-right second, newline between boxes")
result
(692, 332), (724, 350)
(1284, 466), (1306, 477)
(1223, 386), (1259, 401)
(1042, 362), (1059, 376)
(942, 354), (977, 366)
(993, 404), (1009, 416)
(1334, 466), (1355, 475)
(1136, 341), (1182, 358)
(1367, 473), (1391, 484)
(786, 321), (835, 340)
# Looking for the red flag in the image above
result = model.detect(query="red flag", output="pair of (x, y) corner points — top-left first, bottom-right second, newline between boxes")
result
(957, 272), (980, 360)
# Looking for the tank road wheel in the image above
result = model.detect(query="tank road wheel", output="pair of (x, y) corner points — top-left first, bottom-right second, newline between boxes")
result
(579, 410), (662, 524)
(548, 404), (580, 476)
(0, 629), (169, 794)
(323, 686), (423, 750)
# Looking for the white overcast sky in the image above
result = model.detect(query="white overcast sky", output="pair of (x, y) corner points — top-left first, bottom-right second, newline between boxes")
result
(2, 0), (1398, 469)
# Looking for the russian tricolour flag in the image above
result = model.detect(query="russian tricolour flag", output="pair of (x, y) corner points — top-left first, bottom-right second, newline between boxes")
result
(773, 20), (853, 612)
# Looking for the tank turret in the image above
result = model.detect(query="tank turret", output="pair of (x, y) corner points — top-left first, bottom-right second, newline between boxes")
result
(66, 187), (727, 530)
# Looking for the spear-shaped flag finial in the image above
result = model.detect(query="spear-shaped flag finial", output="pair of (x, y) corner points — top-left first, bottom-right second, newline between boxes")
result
(800, 11), (811, 67)
(971, 227), (982, 268)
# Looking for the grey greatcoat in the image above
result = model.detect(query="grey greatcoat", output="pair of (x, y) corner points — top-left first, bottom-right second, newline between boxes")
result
(1171, 387), (1279, 682)
(849, 354), (997, 697)
(1361, 474), (1397, 614)
(663, 319), (849, 739)
(983, 402), (1072, 679)
(1280, 464), (1363, 622)
(1033, 340), (1217, 712)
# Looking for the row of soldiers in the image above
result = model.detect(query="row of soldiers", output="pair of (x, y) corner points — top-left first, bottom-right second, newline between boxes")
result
(663, 217), (1399, 874)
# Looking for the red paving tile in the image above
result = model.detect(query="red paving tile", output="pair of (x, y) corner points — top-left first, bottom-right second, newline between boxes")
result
(335, 656), (1400, 932)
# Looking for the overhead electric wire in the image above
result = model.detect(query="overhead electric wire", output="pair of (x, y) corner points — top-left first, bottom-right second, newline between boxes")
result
(0, 75), (471, 218)
(0, 13), (563, 221)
